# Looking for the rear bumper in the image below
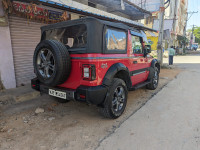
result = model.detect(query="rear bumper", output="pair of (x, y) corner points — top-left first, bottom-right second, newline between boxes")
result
(31, 78), (107, 105)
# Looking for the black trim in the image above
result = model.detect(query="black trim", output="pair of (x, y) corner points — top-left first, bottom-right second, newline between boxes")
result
(76, 85), (107, 104)
(130, 67), (150, 76)
(129, 80), (151, 91)
(40, 85), (75, 100)
(31, 78), (107, 105)
(130, 30), (143, 37)
(31, 78), (40, 91)
(132, 71), (146, 76)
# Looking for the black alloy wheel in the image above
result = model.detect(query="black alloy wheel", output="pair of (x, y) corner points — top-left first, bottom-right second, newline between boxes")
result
(36, 48), (55, 79)
(100, 78), (128, 119)
(112, 86), (126, 113)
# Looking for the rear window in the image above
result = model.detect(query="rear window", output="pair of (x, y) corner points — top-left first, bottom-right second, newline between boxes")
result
(44, 24), (87, 50)
(105, 28), (127, 52)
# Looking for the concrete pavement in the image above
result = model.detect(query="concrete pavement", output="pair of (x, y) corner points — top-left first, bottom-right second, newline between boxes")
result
(96, 53), (200, 150)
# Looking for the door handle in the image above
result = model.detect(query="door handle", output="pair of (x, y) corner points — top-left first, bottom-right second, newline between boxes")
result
(133, 61), (137, 64)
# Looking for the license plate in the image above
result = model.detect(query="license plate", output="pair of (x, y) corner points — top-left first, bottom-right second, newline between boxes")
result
(49, 89), (67, 99)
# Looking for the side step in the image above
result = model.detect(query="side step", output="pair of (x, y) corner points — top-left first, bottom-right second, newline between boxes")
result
(129, 80), (151, 91)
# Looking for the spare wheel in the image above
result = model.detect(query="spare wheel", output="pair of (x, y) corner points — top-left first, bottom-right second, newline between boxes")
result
(33, 40), (71, 86)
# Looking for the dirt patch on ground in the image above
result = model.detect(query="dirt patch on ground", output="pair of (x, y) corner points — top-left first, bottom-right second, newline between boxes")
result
(0, 68), (181, 150)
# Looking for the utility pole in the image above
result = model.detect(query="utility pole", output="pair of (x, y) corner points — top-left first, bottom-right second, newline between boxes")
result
(190, 24), (197, 49)
(170, 0), (178, 49)
(183, 11), (198, 52)
(157, 0), (165, 65)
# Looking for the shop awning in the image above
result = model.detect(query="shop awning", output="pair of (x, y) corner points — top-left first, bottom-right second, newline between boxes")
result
(18, 0), (156, 32)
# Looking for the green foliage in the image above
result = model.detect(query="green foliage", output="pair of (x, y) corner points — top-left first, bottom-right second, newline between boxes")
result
(177, 35), (189, 44)
(188, 26), (200, 44)
(193, 27), (200, 39)
(195, 37), (200, 44)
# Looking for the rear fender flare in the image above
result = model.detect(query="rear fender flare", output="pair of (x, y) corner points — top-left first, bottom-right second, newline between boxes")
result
(102, 63), (132, 88)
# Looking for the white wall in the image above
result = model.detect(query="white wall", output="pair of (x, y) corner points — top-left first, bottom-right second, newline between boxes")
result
(153, 19), (173, 31)
(71, 13), (80, 20)
(0, 0), (16, 89)
(129, 0), (161, 12)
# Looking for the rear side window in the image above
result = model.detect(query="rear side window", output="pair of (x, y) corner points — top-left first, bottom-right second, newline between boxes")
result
(105, 28), (127, 52)
(44, 24), (87, 50)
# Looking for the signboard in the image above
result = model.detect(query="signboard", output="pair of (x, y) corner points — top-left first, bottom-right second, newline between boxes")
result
(12, 2), (70, 23)
(146, 36), (158, 50)
(13, 2), (48, 19)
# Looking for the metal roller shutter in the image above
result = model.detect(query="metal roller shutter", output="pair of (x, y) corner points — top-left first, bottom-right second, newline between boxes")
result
(9, 16), (45, 86)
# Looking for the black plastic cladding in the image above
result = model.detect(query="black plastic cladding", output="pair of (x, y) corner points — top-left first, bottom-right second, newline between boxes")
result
(102, 63), (132, 88)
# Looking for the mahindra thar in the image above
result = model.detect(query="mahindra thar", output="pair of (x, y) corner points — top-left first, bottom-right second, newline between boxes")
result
(31, 17), (160, 119)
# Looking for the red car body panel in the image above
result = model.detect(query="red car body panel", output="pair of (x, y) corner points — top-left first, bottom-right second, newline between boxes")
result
(58, 30), (153, 89)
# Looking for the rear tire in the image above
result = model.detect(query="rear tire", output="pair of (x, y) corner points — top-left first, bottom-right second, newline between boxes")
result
(100, 78), (128, 119)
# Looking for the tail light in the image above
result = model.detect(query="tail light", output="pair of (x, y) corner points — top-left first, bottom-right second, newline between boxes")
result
(82, 64), (96, 81)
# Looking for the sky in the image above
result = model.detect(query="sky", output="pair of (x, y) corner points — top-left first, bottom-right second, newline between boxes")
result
(187, 0), (200, 30)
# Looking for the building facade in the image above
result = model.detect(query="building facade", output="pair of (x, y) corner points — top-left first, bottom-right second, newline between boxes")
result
(165, 0), (188, 47)
(142, 0), (188, 50)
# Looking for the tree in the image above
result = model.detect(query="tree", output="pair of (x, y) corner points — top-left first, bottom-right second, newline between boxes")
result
(193, 27), (200, 39)
(188, 26), (200, 44)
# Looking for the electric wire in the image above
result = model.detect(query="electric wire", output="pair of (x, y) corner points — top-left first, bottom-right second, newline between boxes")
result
(165, 0), (170, 9)
(164, 0), (170, 5)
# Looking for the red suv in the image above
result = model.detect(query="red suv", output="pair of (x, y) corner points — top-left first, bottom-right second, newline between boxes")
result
(31, 17), (160, 118)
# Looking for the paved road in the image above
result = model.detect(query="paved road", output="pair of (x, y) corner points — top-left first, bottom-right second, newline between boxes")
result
(97, 52), (200, 150)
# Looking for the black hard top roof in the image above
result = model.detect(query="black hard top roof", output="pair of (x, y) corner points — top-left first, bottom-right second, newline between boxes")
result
(41, 17), (156, 33)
